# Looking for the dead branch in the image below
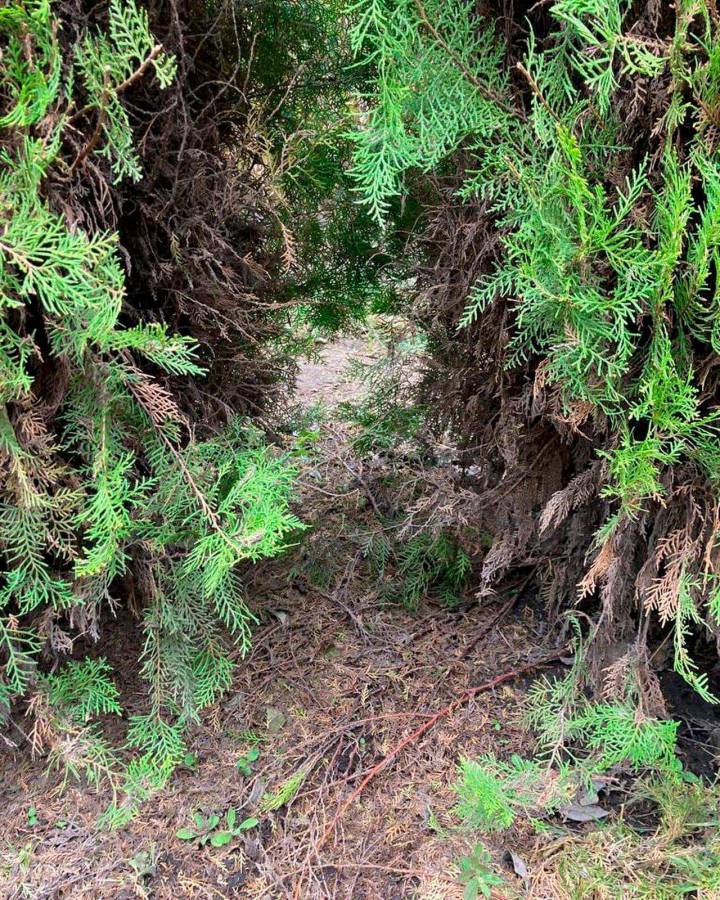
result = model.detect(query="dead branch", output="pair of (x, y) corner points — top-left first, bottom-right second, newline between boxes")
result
(307, 648), (568, 861)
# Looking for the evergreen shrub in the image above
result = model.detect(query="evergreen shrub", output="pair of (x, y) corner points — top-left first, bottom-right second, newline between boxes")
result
(348, 0), (720, 707)
(0, 0), (299, 812)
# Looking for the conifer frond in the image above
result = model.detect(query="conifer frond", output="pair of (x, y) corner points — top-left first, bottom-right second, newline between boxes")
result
(0, 0), (298, 809)
(74, 0), (177, 181)
(348, 0), (720, 698)
(0, 0), (61, 128)
(45, 658), (123, 722)
(551, 0), (666, 114)
(347, 0), (509, 219)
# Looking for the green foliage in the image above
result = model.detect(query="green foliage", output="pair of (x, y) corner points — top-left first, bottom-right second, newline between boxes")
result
(284, 193), (405, 333)
(0, 0), (177, 707)
(233, 0), (407, 333)
(526, 630), (684, 777)
(44, 658), (122, 722)
(97, 715), (189, 828)
(39, 658), (124, 797)
(453, 753), (576, 832)
(176, 808), (259, 848)
(74, 0), (177, 181)
(0, 0), (300, 817)
(135, 422), (301, 721)
(453, 757), (522, 832)
(551, 0), (666, 115)
(347, 0), (508, 220)
(236, 745), (260, 777)
(260, 768), (306, 811)
(565, 703), (681, 773)
(454, 635), (687, 847)
(671, 571), (720, 704)
(0, 0), (61, 128)
(349, 0), (720, 703)
(450, 669), (720, 896)
(457, 844), (504, 900)
(365, 528), (471, 609)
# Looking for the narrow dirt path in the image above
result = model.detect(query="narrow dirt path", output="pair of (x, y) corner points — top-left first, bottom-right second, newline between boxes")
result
(0, 338), (543, 899)
(294, 336), (379, 407)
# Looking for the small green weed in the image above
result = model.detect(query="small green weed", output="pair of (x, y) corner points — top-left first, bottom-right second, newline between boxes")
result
(128, 844), (158, 897)
(176, 808), (259, 848)
(236, 746), (261, 777)
(458, 845), (505, 900)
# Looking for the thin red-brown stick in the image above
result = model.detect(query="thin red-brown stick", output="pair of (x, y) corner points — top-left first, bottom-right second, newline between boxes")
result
(315, 650), (566, 854)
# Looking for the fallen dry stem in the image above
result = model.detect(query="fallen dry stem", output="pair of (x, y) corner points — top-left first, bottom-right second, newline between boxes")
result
(290, 647), (568, 895)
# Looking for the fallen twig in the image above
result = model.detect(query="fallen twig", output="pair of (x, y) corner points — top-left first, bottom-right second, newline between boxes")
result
(315, 649), (567, 853)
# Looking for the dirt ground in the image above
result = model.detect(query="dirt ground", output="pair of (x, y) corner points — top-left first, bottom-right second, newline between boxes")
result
(294, 336), (380, 407)
(0, 338), (545, 899)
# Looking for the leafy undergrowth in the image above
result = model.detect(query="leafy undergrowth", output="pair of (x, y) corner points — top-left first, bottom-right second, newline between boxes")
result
(449, 775), (720, 899)
(1, 334), (717, 899)
(444, 608), (720, 898)
(448, 683), (720, 898)
(0, 335), (544, 898)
